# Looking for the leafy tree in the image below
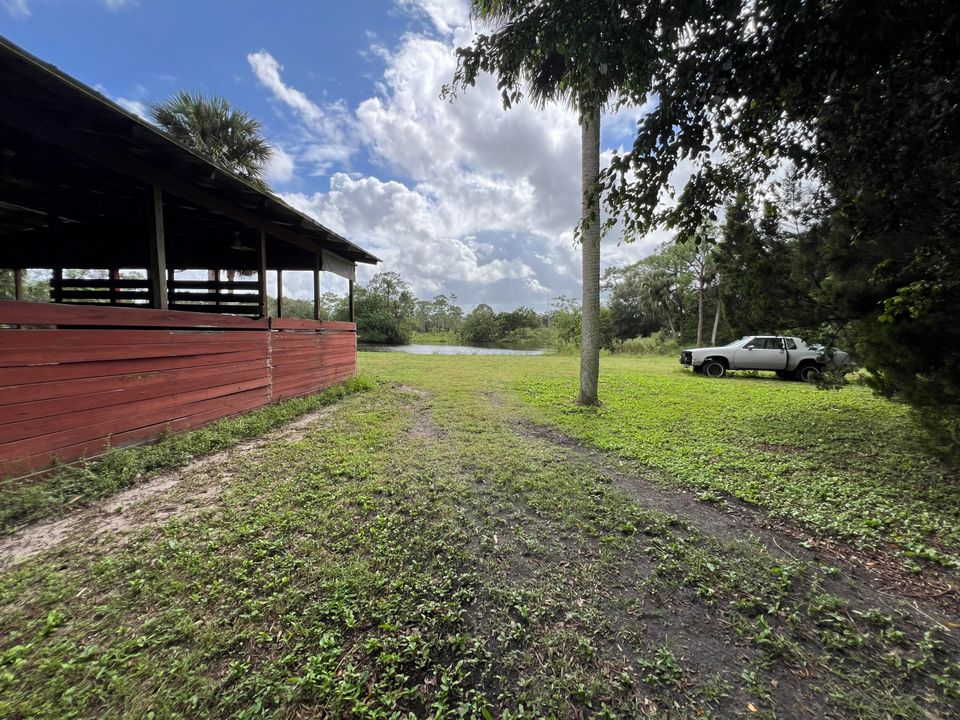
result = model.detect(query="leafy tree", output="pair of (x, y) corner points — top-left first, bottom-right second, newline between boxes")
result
(150, 91), (273, 189)
(266, 296), (325, 321)
(497, 306), (540, 335)
(0, 269), (50, 302)
(603, 266), (662, 340)
(348, 272), (417, 345)
(600, 0), (960, 452)
(447, 0), (658, 404)
(458, 304), (500, 345)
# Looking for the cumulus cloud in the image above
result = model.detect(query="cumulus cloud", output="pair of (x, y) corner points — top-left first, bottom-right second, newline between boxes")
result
(248, 1), (661, 307)
(283, 173), (541, 297)
(264, 144), (296, 186)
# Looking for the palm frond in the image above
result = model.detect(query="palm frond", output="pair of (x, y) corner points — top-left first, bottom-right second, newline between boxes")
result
(149, 91), (273, 187)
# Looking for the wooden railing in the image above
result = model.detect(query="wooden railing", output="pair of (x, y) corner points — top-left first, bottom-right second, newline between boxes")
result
(167, 277), (262, 317)
(47, 275), (264, 317)
(50, 276), (151, 305)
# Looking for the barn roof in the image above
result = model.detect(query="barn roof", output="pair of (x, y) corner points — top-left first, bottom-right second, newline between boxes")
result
(0, 34), (379, 272)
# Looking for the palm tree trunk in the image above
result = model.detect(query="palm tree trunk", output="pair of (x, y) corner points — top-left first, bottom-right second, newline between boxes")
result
(576, 105), (601, 406)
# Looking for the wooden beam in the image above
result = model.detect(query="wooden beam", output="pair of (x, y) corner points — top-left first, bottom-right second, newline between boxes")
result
(276, 269), (284, 318)
(348, 279), (355, 323)
(147, 186), (168, 310)
(313, 254), (321, 321)
(13, 269), (22, 301)
(257, 231), (267, 319)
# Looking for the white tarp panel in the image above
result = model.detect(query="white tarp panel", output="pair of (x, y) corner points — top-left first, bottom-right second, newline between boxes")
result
(321, 249), (355, 282)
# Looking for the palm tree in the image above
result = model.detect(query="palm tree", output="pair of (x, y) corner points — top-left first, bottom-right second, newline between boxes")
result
(447, 1), (647, 404)
(149, 91), (273, 190)
(151, 92), (274, 286)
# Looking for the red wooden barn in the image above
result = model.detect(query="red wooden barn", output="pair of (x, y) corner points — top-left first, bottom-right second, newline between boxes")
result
(0, 37), (379, 480)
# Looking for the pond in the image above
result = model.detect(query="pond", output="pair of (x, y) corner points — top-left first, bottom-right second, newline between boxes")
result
(359, 343), (547, 356)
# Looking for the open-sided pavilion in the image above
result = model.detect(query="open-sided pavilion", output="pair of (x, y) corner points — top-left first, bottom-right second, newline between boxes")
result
(0, 36), (379, 479)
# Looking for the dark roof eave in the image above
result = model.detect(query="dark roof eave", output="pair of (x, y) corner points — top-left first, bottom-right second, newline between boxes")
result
(0, 34), (380, 267)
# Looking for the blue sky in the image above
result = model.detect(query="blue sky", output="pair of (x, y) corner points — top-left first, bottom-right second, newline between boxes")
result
(1, 0), (666, 309)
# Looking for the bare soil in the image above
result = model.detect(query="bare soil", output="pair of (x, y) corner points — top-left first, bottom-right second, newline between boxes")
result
(517, 420), (960, 628)
(0, 406), (335, 569)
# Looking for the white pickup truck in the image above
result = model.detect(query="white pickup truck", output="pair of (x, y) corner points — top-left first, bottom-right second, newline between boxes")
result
(680, 336), (850, 381)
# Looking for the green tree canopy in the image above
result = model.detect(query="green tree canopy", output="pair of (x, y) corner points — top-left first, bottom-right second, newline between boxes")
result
(597, 0), (960, 452)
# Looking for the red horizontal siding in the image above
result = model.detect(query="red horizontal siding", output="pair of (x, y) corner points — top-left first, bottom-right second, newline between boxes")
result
(0, 308), (357, 480)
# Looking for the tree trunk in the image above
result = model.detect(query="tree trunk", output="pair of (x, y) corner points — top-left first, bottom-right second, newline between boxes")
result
(696, 277), (705, 346)
(666, 313), (676, 337)
(576, 105), (601, 406)
(711, 291), (721, 345)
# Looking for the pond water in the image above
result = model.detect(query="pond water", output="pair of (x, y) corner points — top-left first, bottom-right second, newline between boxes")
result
(359, 343), (547, 356)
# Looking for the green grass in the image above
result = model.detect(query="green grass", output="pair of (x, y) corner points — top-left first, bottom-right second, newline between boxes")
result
(0, 377), (373, 534)
(1, 354), (957, 718)
(508, 356), (960, 569)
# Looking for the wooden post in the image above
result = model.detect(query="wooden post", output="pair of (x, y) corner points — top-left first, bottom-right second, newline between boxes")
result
(313, 255), (321, 321)
(348, 279), (355, 323)
(52, 268), (62, 303)
(257, 232), (268, 318)
(13, 269), (22, 301)
(146, 186), (168, 310)
(110, 268), (120, 305)
(276, 269), (284, 318)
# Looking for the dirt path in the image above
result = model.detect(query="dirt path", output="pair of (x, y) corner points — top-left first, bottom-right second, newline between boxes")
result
(518, 420), (960, 630)
(0, 406), (336, 570)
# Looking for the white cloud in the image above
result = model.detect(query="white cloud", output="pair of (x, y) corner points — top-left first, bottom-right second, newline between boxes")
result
(104, 0), (135, 9)
(396, 0), (470, 34)
(248, 50), (324, 125)
(247, 50), (356, 173)
(283, 173), (541, 299)
(2, 0), (29, 17)
(264, 144), (296, 186)
(247, 7), (664, 308)
(116, 97), (149, 120)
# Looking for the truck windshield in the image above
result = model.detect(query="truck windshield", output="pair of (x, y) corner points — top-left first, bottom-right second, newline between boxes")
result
(724, 338), (748, 347)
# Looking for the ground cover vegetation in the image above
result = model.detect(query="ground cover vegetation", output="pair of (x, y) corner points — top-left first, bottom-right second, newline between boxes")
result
(1, 354), (957, 719)
(0, 378), (372, 534)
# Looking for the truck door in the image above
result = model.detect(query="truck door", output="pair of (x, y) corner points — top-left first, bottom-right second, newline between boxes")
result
(734, 337), (788, 370)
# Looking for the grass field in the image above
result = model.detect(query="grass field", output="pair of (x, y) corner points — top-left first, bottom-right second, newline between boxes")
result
(1, 353), (957, 718)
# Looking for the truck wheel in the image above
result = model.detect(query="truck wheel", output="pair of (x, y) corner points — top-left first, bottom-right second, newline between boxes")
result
(796, 364), (821, 382)
(703, 360), (726, 378)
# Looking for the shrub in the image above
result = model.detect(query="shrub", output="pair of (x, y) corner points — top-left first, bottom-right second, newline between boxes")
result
(617, 330), (682, 356)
